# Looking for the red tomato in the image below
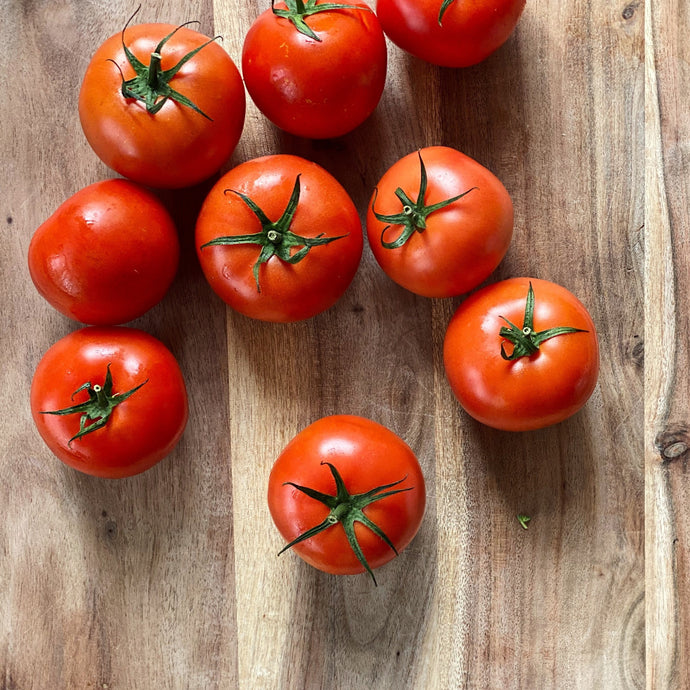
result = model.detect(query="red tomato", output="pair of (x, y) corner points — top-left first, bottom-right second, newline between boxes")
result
(377, 0), (525, 67)
(366, 146), (513, 297)
(31, 327), (188, 478)
(443, 278), (600, 431)
(268, 415), (426, 583)
(79, 19), (245, 188)
(195, 154), (363, 322)
(242, 1), (387, 138)
(28, 179), (179, 325)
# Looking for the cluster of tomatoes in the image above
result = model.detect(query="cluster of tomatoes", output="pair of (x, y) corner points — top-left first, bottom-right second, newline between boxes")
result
(27, 1), (599, 584)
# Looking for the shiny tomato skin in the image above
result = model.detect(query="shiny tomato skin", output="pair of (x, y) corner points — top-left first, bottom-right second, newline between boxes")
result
(79, 23), (245, 189)
(443, 277), (600, 431)
(28, 179), (179, 325)
(31, 327), (188, 478)
(268, 415), (426, 576)
(367, 146), (513, 298)
(377, 0), (525, 67)
(195, 154), (363, 322)
(242, 2), (387, 138)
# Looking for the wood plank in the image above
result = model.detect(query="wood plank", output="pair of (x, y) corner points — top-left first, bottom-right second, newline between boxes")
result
(645, 0), (690, 686)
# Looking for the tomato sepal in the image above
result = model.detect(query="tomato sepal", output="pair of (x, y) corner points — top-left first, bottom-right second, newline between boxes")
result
(372, 150), (477, 249)
(200, 174), (348, 292)
(278, 461), (413, 585)
(438, 0), (455, 25)
(271, 0), (371, 41)
(114, 8), (219, 120)
(40, 363), (148, 445)
(499, 281), (588, 361)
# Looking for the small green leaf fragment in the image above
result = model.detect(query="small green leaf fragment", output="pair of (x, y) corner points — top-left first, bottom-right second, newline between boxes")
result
(517, 514), (531, 530)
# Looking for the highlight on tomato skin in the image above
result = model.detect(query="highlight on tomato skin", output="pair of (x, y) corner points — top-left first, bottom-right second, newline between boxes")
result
(267, 415), (426, 584)
(27, 179), (180, 326)
(30, 327), (189, 479)
(442, 277), (600, 431)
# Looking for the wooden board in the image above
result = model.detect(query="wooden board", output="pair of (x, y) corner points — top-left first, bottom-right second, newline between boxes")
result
(0, 0), (648, 687)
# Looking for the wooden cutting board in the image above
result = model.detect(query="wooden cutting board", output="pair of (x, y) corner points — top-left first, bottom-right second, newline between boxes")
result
(2, 0), (668, 687)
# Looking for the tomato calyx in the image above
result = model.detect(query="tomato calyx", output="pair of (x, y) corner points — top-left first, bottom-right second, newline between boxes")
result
(40, 363), (148, 445)
(499, 282), (588, 361)
(200, 174), (347, 292)
(438, 0), (456, 25)
(271, 0), (371, 42)
(111, 8), (220, 119)
(372, 150), (477, 249)
(279, 461), (413, 585)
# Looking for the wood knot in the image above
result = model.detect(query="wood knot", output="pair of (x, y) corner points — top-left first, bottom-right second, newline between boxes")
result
(622, 2), (639, 20)
(630, 338), (643, 369)
(655, 426), (690, 462)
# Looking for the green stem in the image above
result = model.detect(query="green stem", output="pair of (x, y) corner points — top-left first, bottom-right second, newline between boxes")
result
(147, 52), (162, 89)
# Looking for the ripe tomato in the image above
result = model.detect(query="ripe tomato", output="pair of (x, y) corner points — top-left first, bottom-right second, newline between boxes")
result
(31, 327), (188, 478)
(376, 0), (525, 67)
(366, 146), (513, 298)
(195, 154), (363, 322)
(79, 17), (245, 188)
(443, 278), (600, 431)
(268, 415), (426, 584)
(28, 179), (179, 325)
(242, 1), (387, 138)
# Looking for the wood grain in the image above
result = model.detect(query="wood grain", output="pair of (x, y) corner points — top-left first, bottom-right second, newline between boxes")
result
(0, 0), (646, 688)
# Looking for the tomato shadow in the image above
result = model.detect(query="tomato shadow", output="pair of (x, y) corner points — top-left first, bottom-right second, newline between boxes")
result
(49, 173), (237, 661)
(449, 391), (603, 560)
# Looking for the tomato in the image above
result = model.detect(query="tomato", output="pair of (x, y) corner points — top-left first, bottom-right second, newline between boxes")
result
(376, 0), (525, 67)
(366, 146), (513, 298)
(268, 415), (425, 583)
(443, 278), (600, 431)
(31, 327), (188, 478)
(195, 154), (363, 322)
(242, 0), (387, 139)
(79, 16), (245, 188)
(28, 179), (179, 325)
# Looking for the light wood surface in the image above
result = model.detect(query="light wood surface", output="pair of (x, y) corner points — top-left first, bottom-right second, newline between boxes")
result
(646, 0), (690, 688)
(0, 0), (653, 687)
